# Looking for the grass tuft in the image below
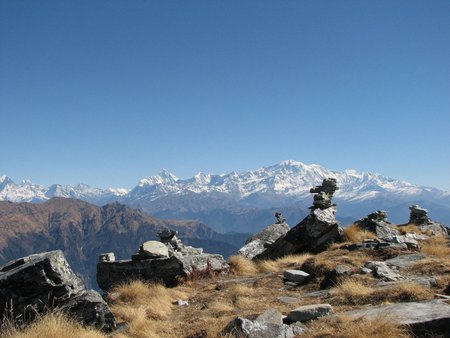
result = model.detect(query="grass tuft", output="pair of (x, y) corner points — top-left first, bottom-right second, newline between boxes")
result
(343, 224), (378, 243)
(1, 313), (105, 338)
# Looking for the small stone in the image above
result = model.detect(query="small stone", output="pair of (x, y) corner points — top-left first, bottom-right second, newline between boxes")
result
(287, 304), (334, 322)
(175, 299), (189, 307)
(360, 267), (372, 274)
(283, 270), (310, 284)
(365, 261), (402, 281)
(334, 264), (352, 276)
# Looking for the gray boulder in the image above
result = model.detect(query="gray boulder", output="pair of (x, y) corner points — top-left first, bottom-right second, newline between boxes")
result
(0, 250), (115, 331)
(287, 304), (334, 322)
(237, 213), (290, 259)
(283, 270), (310, 284)
(364, 261), (402, 281)
(255, 207), (341, 259)
(224, 308), (307, 338)
(138, 240), (169, 259)
(341, 300), (450, 337)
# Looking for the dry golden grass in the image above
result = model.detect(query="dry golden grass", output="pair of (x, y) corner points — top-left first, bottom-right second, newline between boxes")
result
(108, 280), (191, 337)
(397, 224), (422, 235)
(229, 256), (259, 276)
(343, 224), (378, 243)
(331, 278), (433, 305)
(1, 313), (106, 338)
(302, 315), (411, 338)
(420, 237), (450, 260)
(406, 257), (450, 276)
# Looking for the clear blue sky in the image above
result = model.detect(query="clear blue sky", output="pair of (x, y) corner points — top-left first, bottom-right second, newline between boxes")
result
(1, 1), (449, 190)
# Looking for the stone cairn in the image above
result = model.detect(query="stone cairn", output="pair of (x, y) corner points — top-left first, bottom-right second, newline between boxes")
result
(409, 205), (432, 225)
(254, 178), (341, 259)
(310, 178), (339, 210)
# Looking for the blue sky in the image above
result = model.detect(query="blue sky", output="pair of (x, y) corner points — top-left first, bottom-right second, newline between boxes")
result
(1, 1), (449, 190)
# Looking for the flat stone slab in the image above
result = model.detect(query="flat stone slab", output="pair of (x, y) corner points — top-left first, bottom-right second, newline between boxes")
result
(283, 270), (310, 283)
(340, 301), (450, 336)
(277, 296), (300, 304)
(139, 240), (169, 258)
(385, 253), (426, 269)
(287, 304), (334, 322)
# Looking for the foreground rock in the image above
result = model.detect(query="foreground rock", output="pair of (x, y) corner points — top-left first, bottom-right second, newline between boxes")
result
(287, 304), (334, 322)
(224, 308), (307, 338)
(255, 178), (342, 260)
(341, 300), (450, 337)
(237, 212), (290, 259)
(97, 231), (229, 291)
(0, 250), (115, 331)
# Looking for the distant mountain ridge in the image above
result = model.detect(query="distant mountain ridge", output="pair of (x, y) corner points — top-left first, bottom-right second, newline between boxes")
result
(1, 161), (449, 232)
(0, 198), (248, 289)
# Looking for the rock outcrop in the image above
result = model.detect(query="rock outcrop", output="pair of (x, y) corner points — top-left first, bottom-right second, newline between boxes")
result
(254, 178), (342, 260)
(354, 210), (399, 240)
(97, 231), (229, 291)
(0, 250), (115, 331)
(236, 213), (290, 259)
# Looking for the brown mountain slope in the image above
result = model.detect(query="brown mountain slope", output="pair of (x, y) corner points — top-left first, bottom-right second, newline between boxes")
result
(0, 198), (246, 288)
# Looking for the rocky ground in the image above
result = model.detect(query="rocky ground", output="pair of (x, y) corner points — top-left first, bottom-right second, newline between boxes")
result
(2, 223), (449, 338)
(1, 179), (449, 338)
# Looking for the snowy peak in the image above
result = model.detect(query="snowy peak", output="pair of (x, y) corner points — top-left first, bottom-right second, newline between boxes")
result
(138, 169), (179, 187)
(0, 161), (447, 205)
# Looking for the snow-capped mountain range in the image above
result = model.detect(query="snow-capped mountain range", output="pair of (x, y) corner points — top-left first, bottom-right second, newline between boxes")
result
(1, 161), (449, 232)
(1, 160), (447, 203)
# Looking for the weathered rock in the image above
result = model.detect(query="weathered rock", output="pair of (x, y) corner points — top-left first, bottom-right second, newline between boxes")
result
(384, 253), (426, 269)
(341, 300), (450, 337)
(287, 304), (334, 322)
(97, 252), (228, 290)
(0, 250), (115, 330)
(57, 290), (116, 331)
(254, 178), (342, 260)
(283, 270), (310, 284)
(364, 261), (402, 281)
(138, 240), (169, 259)
(224, 308), (307, 338)
(354, 210), (399, 241)
(237, 215), (290, 259)
(255, 207), (341, 259)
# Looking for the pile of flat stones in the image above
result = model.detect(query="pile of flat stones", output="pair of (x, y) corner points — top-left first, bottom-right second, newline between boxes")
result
(97, 229), (229, 291)
(310, 178), (338, 210)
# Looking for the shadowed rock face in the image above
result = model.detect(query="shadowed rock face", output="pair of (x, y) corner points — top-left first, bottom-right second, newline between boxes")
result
(0, 250), (116, 331)
(254, 179), (342, 260)
(236, 213), (290, 259)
